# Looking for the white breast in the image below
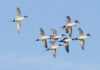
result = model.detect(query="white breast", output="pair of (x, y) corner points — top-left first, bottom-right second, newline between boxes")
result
(15, 17), (24, 21)
(67, 23), (75, 27)
(51, 46), (59, 50)
(41, 36), (49, 39)
(78, 36), (87, 39)
(64, 39), (71, 42)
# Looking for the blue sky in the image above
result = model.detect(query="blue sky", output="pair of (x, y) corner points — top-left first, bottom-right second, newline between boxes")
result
(0, 0), (100, 70)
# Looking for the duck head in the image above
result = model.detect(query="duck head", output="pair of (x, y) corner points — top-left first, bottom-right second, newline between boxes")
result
(36, 39), (39, 41)
(59, 44), (63, 46)
(87, 33), (91, 36)
(10, 19), (16, 22)
(72, 38), (78, 40)
(75, 20), (79, 23)
(62, 25), (66, 29)
(61, 34), (66, 37)
(24, 16), (28, 18)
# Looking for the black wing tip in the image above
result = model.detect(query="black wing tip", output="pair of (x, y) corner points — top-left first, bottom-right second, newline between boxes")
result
(66, 48), (69, 53)
(53, 55), (56, 58)
(17, 7), (20, 10)
(69, 34), (72, 37)
(65, 46), (69, 53)
(66, 16), (70, 18)
(40, 28), (44, 32)
(40, 27), (43, 29)
(78, 27), (81, 30)
(45, 46), (48, 48)
(82, 47), (84, 50)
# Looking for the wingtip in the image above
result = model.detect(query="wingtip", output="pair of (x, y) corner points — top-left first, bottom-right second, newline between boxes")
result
(69, 34), (72, 37)
(40, 27), (43, 30)
(65, 46), (69, 53)
(45, 46), (48, 49)
(17, 7), (20, 10)
(66, 16), (70, 18)
(82, 47), (84, 50)
(78, 27), (81, 30)
(18, 31), (20, 33)
(53, 55), (56, 58)
(66, 48), (69, 53)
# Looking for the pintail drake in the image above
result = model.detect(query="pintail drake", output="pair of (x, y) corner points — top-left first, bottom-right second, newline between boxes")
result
(50, 28), (65, 42)
(72, 27), (91, 50)
(62, 16), (79, 37)
(47, 41), (62, 58)
(59, 37), (72, 53)
(36, 28), (50, 48)
(11, 8), (28, 33)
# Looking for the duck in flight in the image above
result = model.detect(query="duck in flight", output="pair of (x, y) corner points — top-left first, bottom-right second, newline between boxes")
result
(59, 37), (72, 53)
(11, 8), (28, 33)
(50, 28), (65, 42)
(72, 27), (91, 50)
(62, 16), (79, 37)
(46, 41), (63, 58)
(36, 28), (50, 48)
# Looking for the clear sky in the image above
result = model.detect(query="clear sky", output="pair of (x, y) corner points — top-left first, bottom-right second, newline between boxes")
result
(0, 0), (100, 70)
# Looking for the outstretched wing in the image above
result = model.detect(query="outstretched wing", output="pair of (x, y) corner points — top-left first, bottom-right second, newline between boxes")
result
(66, 16), (71, 24)
(17, 21), (21, 33)
(16, 8), (21, 18)
(52, 49), (56, 58)
(65, 42), (69, 53)
(40, 28), (45, 36)
(80, 39), (85, 50)
(78, 27), (83, 36)
(50, 41), (55, 47)
(42, 39), (48, 48)
(51, 28), (57, 36)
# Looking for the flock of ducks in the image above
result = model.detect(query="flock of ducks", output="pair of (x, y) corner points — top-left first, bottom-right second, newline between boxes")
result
(11, 8), (91, 58)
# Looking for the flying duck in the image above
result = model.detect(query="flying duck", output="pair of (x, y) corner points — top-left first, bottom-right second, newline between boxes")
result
(62, 16), (79, 37)
(72, 27), (91, 50)
(59, 37), (72, 53)
(47, 41), (63, 58)
(11, 8), (28, 33)
(36, 28), (50, 48)
(50, 28), (65, 42)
